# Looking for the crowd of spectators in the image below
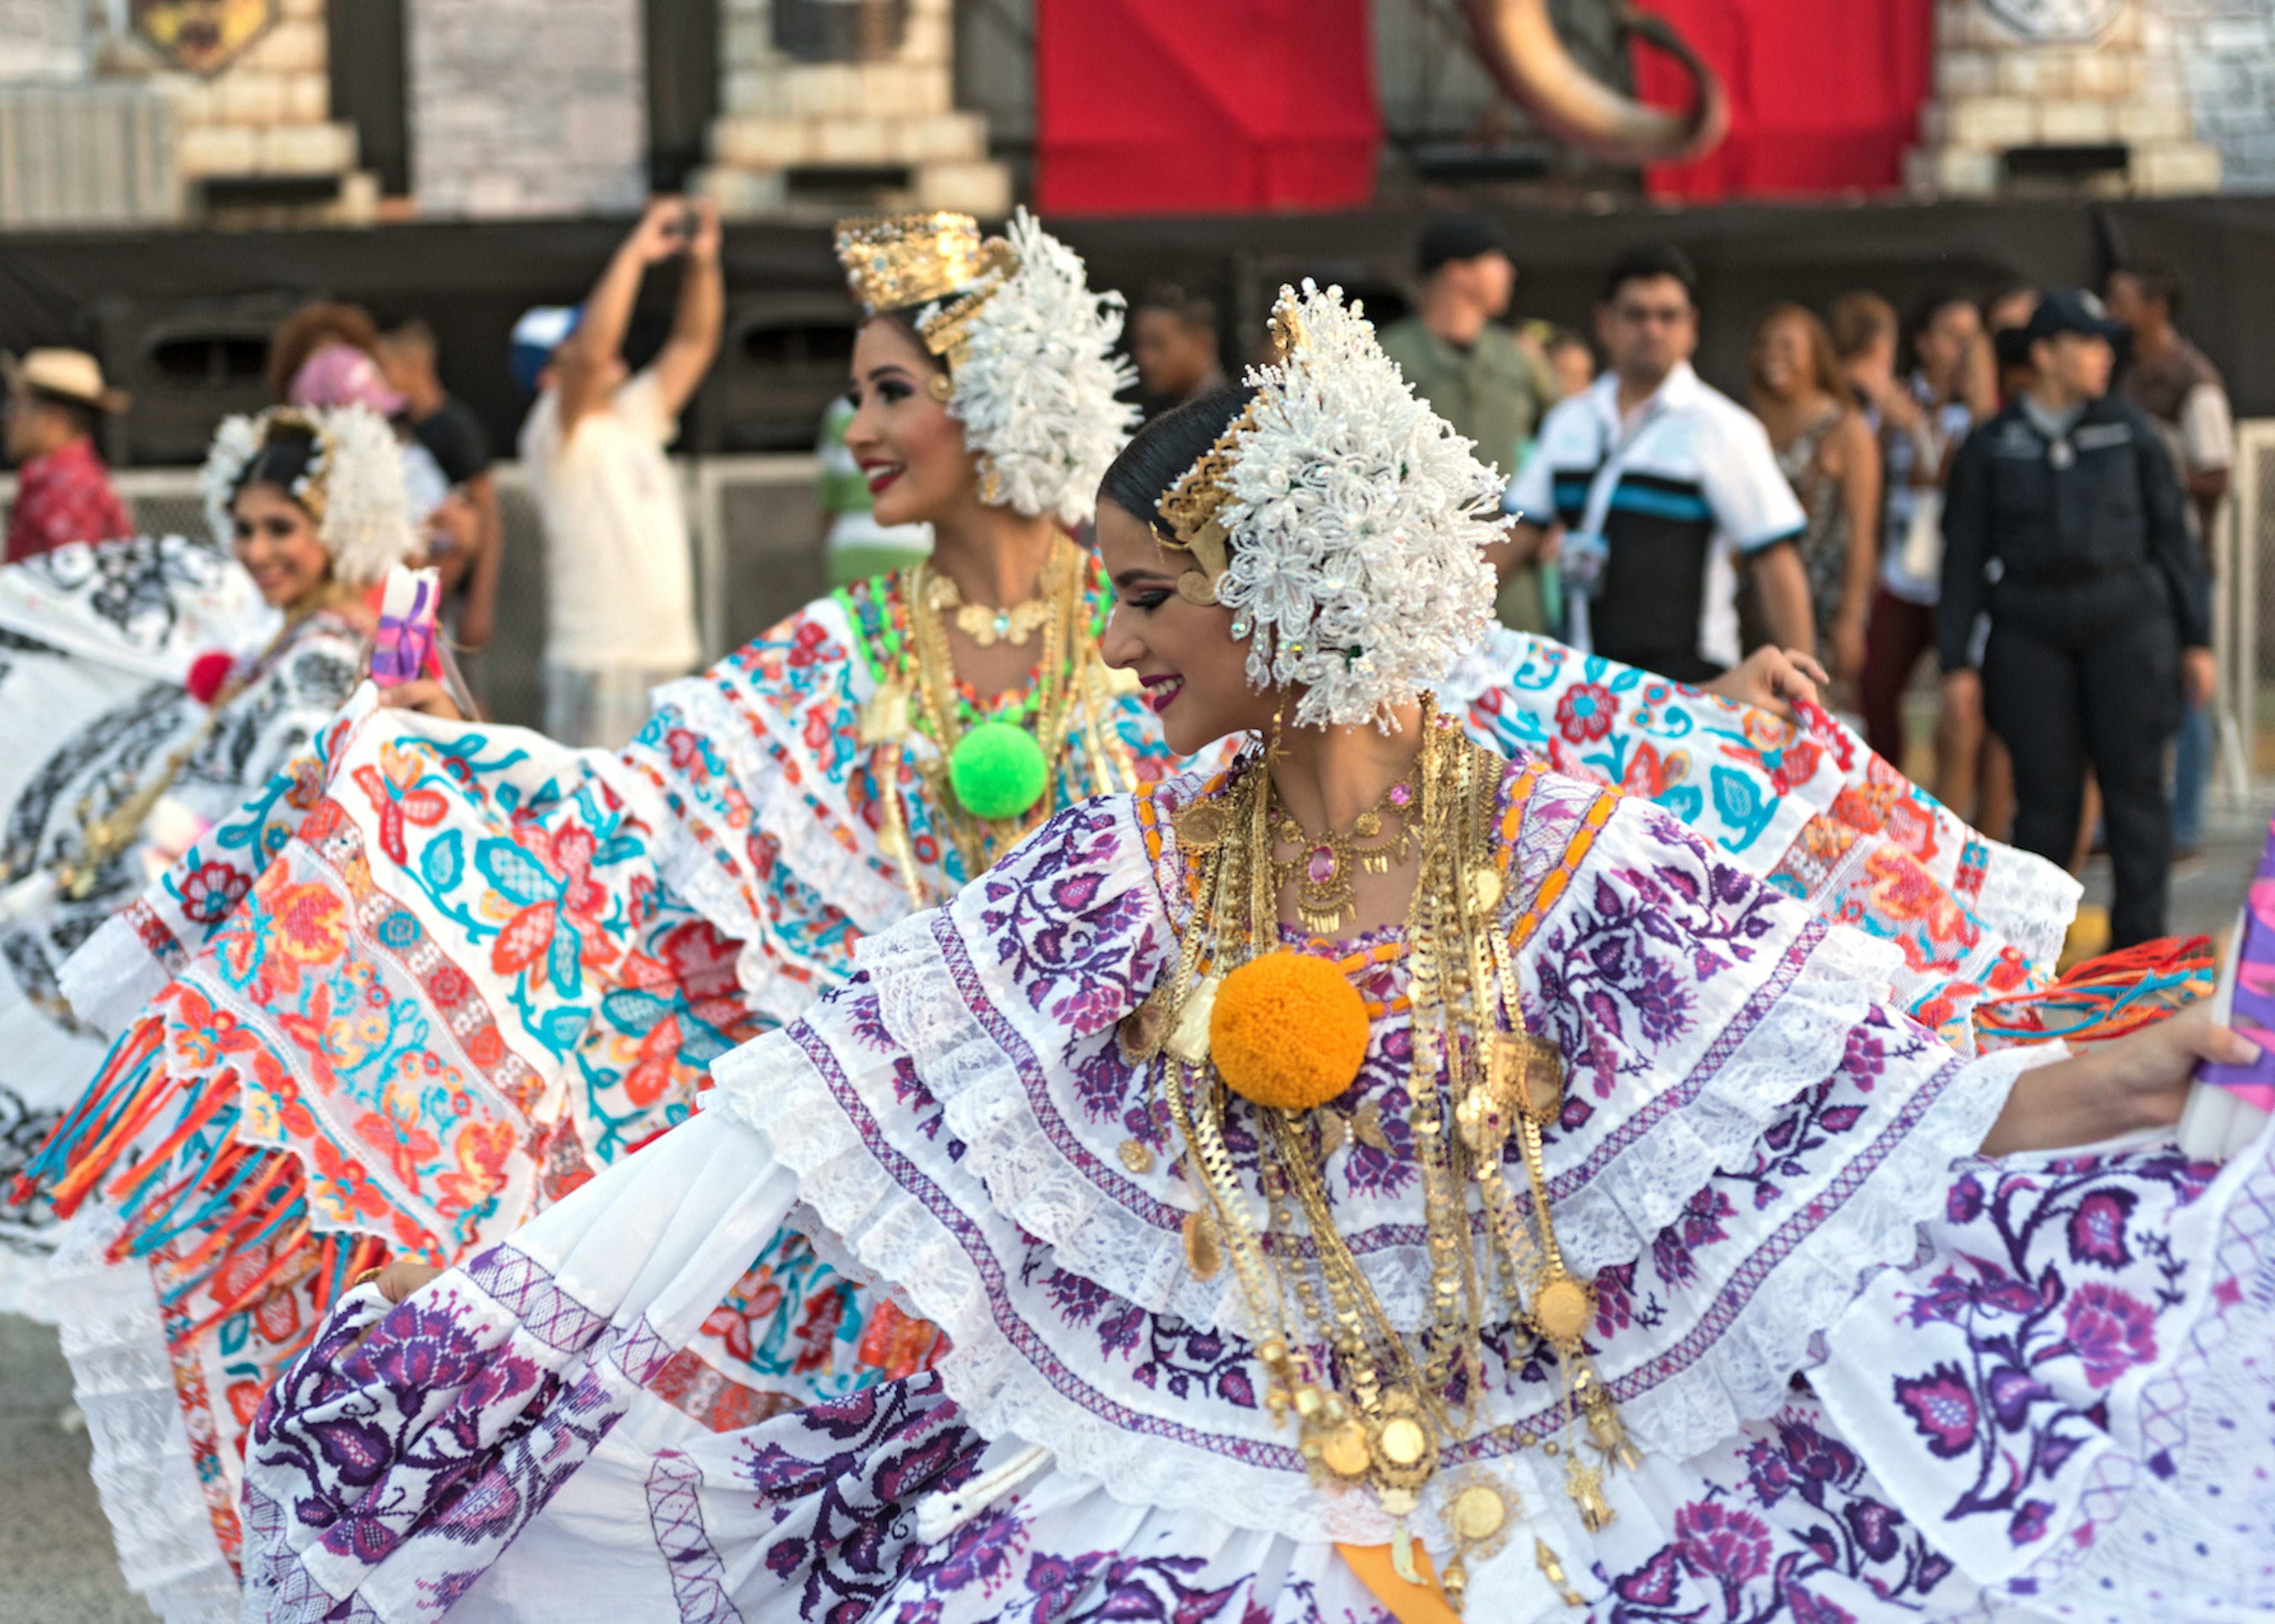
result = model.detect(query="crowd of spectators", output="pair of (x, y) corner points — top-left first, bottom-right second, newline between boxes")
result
(1373, 218), (2226, 948)
(0, 205), (2235, 941)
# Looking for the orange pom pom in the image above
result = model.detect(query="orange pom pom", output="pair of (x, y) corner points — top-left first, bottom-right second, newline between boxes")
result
(1209, 951), (1370, 1112)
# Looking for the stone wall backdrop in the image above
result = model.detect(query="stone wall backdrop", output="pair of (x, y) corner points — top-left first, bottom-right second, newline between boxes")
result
(407, 0), (647, 217)
(2155, 0), (2275, 190)
(703, 0), (1010, 219)
(0, 0), (82, 82)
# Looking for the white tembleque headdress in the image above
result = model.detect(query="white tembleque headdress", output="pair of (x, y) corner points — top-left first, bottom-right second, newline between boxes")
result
(1158, 281), (1502, 730)
(199, 403), (418, 587)
(835, 207), (1137, 527)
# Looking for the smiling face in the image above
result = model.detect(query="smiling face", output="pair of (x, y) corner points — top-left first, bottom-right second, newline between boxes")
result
(1096, 499), (1274, 756)
(232, 481), (332, 608)
(1750, 311), (1813, 402)
(844, 314), (979, 528)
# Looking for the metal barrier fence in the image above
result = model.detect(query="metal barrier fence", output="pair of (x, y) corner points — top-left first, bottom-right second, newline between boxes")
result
(2, 454), (821, 731)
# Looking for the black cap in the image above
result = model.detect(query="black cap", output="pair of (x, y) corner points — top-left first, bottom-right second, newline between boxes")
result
(2020, 288), (2126, 345)
(1418, 217), (1507, 275)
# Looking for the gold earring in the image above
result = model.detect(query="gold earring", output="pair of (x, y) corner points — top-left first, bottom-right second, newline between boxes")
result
(1175, 570), (1218, 606)
(927, 373), (955, 403)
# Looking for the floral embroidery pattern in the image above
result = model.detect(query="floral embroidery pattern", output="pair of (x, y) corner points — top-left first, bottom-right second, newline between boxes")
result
(1604, 1401), (1959, 1624)
(1864, 1149), (2215, 1546)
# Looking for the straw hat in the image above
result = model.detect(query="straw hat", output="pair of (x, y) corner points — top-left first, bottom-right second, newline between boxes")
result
(2, 348), (129, 413)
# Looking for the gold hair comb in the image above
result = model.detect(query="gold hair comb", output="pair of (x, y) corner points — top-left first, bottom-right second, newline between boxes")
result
(1157, 285), (1312, 580)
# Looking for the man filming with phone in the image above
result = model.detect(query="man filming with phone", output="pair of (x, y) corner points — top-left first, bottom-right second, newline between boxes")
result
(513, 197), (723, 748)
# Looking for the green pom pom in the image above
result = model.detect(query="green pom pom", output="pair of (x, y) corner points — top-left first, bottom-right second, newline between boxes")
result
(950, 721), (1049, 821)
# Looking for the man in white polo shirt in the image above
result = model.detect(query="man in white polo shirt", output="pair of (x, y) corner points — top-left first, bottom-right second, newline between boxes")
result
(1504, 245), (1811, 683)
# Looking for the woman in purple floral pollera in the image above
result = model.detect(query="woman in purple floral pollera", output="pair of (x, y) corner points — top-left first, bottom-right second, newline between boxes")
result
(238, 287), (2275, 1624)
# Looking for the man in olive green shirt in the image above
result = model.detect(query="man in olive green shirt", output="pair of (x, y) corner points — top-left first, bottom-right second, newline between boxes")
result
(1379, 217), (1558, 632)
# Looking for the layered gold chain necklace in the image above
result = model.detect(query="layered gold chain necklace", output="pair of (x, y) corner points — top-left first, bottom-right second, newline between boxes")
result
(1138, 701), (1638, 1611)
(863, 534), (1139, 904)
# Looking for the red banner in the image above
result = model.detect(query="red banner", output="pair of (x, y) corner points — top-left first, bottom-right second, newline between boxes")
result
(1034, 0), (1382, 217)
(1635, 0), (1936, 199)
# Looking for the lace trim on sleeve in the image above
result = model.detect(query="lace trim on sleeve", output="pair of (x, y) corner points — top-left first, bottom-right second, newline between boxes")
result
(614, 613), (909, 1026)
(1593, 1041), (2063, 1461)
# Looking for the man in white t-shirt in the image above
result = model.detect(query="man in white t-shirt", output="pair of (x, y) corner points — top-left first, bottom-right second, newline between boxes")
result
(514, 197), (721, 749)
(1504, 245), (1811, 682)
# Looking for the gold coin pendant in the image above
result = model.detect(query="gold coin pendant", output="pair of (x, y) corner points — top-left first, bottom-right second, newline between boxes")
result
(1450, 1483), (1508, 1542)
(1379, 1415), (1430, 1468)
(1117, 1138), (1155, 1174)
(1532, 1275), (1596, 1345)
(1320, 1419), (1371, 1478)
(1174, 800), (1229, 850)
(1183, 1208), (1222, 1279)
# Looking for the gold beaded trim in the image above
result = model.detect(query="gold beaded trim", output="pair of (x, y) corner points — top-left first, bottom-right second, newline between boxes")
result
(1155, 287), (1310, 579)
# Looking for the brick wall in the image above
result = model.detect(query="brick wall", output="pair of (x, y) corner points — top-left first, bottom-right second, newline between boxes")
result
(0, 0), (82, 82)
(407, 0), (647, 218)
(704, 0), (1009, 218)
(2151, 0), (2275, 190)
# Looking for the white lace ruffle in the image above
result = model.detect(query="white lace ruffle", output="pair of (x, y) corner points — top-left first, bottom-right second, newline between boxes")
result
(1967, 843), (2084, 972)
(713, 1026), (1454, 1548)
(48, 1206), (241, 1624)
(849, 788), (1924, 1328)
(1605, 1041), (2063, 1461)
(854, 914), (1235, 1328)
(1552, 925), (1901, 1281)
(619, 635), (908, 1026)
(56, 910), (171, 1041)
(721, 990), (2049, 1549)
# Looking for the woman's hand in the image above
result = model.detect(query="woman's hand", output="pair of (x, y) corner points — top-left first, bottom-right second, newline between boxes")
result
(1979, 1000), (2261, 1157)
(1705, 646), (1826, 717)
(342, 1258), (446, 1354)
(376, 678), (464, 722)
(371, 1259), (444, 1302)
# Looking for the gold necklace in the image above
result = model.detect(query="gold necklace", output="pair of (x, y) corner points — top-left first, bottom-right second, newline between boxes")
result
(862, 535), (1129, 905)
(925, 566), (1055, 647)
(1147, 703), (1638, 1612)
(1268, 775), (1417, 935)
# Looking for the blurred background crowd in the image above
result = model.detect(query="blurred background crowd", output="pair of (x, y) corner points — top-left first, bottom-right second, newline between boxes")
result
(0, 0), (2267, 964)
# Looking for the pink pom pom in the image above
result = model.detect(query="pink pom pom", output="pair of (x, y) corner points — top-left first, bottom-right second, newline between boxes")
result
(185, 650), (235, 706)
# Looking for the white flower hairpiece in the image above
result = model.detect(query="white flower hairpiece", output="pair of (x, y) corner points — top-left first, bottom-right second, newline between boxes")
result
(837, 208), (1136, 526)
(1168, 281), (1502, 730)
(931, 209), (1138, 525)
(200, 403), (418, 586)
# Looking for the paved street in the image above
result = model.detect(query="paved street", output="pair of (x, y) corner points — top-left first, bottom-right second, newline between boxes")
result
(4, 795), (2269, 1622)
(0, 1311), (150, 1622)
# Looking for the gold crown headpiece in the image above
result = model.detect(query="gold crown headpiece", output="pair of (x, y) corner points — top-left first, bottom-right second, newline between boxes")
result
(835, 211), (1019, 368)
(1157, 288), (1312, 590)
